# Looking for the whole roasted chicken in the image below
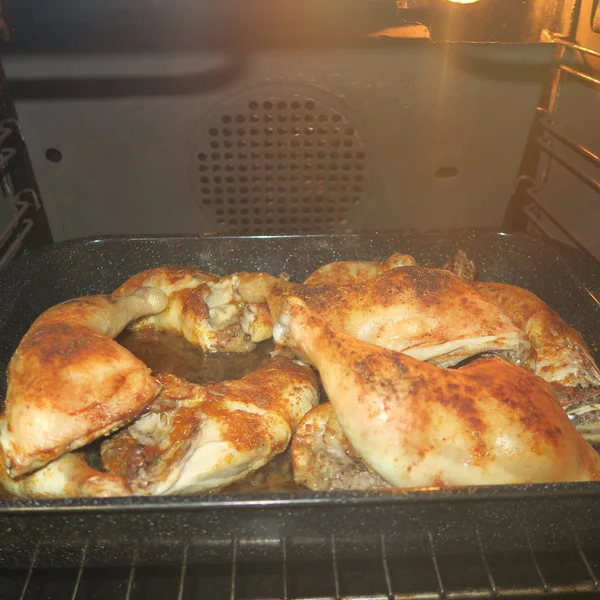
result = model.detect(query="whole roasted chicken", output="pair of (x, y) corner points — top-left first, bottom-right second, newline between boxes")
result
(276, 297), (600, 488)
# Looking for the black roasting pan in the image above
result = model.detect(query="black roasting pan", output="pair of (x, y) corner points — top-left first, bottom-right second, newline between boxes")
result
(0, 228), (599, 571)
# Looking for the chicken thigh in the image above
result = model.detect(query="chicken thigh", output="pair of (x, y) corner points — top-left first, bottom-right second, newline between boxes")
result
(1, 288), (167, 477)
(275, 297), (600, 487)
(243, 267), (532, 368)
(101, 355), (318, 494)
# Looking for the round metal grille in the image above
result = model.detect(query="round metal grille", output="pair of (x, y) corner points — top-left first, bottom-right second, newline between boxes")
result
(191, 86), (372, 234)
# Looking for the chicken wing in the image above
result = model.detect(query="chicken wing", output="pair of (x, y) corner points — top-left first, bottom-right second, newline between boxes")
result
(101, 355), (319, 495)
(115, 266), (272, 352)
(275, 297), (600, 487)
(251, 267), (531, 368)
(1, 288), (168, 477)
(304, 253), (417, 286)
(292, 403), (389, 491)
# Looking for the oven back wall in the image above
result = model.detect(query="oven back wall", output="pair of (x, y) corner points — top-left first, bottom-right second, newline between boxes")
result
(4, 44), (553, 240)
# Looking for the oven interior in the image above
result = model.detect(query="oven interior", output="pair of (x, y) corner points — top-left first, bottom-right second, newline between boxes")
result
(1, 1), (600, 598)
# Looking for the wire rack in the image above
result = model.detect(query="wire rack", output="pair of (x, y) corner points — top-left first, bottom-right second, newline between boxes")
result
(0, 61), (52, 269)
(3, 529), (600, 600)
(505, 17), (600, 264)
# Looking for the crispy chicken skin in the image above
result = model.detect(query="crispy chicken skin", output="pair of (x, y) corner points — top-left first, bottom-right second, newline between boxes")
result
(114, 266), (220, 297)
(101, 355), (319, 495)
(304, 254), (417, 286)
(247, 267), (532, 368)
(304, 249), (477, 287)
(1, 288), (168, 477)
(0, 435), (130, 499)
(474, 282), (600, 389)
(115, 266), (272, 352)
(275, 297), (600, 487)
(292, 403), (390, 491)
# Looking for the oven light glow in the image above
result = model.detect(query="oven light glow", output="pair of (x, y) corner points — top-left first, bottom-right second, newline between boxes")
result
(447, 0), (480, 3)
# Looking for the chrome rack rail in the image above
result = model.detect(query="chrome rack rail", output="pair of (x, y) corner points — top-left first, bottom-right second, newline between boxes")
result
(0, 62), (52, 270)
(505, 29), (600, 264)
(3, 529), (600, 600)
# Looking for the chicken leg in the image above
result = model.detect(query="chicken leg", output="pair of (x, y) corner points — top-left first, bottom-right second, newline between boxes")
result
(275, 297), (600, 487)
(0, 432), (131, 500)
(1, 288), (168, 477)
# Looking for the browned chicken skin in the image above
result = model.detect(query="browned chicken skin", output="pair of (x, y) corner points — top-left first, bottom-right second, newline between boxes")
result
(276, 297), (600, 488)
(304, 253), (417, 286)
(4, 253), (600, 498)
(304, 252), (600, 433)
(115, 266), (273, 352)
(101, 355), (319, 495)
(240, 267), (532, 368)
(1, 288), (168, 477)
(474, 282), (600, 388)
(0, 437), (131, 499)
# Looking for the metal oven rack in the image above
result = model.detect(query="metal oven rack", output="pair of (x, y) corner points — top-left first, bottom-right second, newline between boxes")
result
(3, 530), (600, 599)
(0, 64), (52, 269)
(505, 3), (600, 264)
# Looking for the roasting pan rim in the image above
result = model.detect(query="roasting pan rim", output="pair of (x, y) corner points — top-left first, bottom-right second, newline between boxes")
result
(0, 227), (598, 511)
(2, 481), (600, 514)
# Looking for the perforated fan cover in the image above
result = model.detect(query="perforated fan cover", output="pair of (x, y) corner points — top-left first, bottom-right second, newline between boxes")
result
(190, 86), (373, 234)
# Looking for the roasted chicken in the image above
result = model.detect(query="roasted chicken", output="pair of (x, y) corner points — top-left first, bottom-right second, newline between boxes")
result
(292, 403), (389, 491)
(240, 267), (532, 368)
(304, 253), (417, 286)
(276, 297), (600, 487)
(0, 435), (130, 499)
(115, 266), (273, 353)
(1, 288), (168, 477)
(473, 282), (600, 389)
(303, 252), (600, 428)
(101, 355), (318, 495)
